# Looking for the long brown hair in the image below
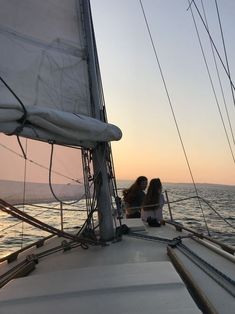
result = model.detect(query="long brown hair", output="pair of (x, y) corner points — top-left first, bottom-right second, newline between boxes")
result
(123, 176), (147, 203)
(143, 178), (162, 211)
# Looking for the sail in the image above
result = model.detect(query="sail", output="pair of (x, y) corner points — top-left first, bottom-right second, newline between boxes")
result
(0, 0), (121, 147)
(0, 133), (85, 205)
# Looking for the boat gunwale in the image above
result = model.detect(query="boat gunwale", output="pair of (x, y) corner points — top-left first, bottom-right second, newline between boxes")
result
(166, 221), (235, 255)
(0, 234), (54, 264)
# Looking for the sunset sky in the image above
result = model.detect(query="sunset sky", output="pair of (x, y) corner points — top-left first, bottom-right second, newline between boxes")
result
(90, 0), (235, 185)
(0, 0), (235, 186)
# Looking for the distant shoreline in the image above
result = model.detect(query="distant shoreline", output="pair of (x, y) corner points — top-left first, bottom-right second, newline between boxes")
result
(117, 179), (235, 188)
(0, 180), (84, 205)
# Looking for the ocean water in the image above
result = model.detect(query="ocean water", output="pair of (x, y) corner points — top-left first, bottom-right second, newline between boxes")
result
(0, 182), (234, 258)
(162, 182), (235, 245)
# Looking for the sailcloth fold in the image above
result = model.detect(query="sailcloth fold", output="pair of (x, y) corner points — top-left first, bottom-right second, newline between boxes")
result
(0, 105), (122, 147)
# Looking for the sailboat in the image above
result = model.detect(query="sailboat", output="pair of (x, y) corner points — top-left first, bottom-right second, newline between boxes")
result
(0, 0), (234, 313)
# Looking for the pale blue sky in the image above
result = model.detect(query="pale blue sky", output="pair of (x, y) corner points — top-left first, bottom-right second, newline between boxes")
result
(91, 0), (235, 185)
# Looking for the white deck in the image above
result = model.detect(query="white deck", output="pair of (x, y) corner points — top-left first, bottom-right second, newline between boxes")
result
(0, 261), (199, 314)
(1, 219), (234, 313)
(0, 220), (201, 313)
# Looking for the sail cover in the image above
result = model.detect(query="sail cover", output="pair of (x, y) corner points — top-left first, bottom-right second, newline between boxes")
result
(0, 0), (122, 147)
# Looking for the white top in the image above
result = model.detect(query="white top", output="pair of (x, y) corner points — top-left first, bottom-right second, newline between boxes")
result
(141, 193), (165, 222)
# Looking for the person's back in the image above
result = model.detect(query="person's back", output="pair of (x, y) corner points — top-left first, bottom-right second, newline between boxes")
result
(141, 178), (165, 226)
(123, 176), (147, 218)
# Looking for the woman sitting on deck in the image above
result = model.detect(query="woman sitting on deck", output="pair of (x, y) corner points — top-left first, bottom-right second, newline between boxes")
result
(123, 176), (148, 218)
(141, 178), (165, 227)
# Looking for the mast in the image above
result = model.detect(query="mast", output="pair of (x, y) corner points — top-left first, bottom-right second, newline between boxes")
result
(81, 0), (115, 241)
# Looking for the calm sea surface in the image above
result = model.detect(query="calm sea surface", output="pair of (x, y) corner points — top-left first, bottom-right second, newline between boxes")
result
(0, 182), (234, 258)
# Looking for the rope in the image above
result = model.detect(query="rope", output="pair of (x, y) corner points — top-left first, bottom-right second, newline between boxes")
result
(188, 1), (235, 165)
(16, 136), (27, 159)
(0, 142), (82, 184)
(127, 231), (173, 244)
(200, 0), (235, 145)
(48, 143), (81, 205)
(129, 231), (235, 296)
(0, 76), (28, 137)
(214, 1), (234, 100)
(214, 0), (235, 142)
(0, 198), (100, 245)
(81, 149), (97, 231)
(189, 0), (235, 91)
(21, 139), (28, 249)
(31, 203), (87, 212)
(0, 208), (50, 233)
(168, 194), (235, 230)
(0, 239), (90, 288)
(198, 196), (235, 230)
(138, 0), (211, 236)
(0, 76), (27, 119)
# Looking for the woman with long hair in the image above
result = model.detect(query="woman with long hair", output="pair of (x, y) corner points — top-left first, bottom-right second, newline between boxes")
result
(141, 178), (165, 226)
(123, 176), (148, 218)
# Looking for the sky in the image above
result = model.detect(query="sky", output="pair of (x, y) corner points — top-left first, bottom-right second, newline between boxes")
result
(90, 0), (235, 185)
(0, 0), (235, 186)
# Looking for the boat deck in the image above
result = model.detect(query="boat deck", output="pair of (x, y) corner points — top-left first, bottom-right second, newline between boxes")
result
(0, 219), (234, 313)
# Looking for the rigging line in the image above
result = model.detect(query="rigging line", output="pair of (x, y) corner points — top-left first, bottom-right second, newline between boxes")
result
(0, 76), (27, 117)
(167, 194), (235, 229)
(47, 144), (108, 218)
(189, 2), (235, 164)
(82, 150), (97, 230)
(0, 208), (50, 233)
(0, 142), (81, 183)
(200, 0), (235, 146)
(187, 0), (194, 11)
(21, 139), (28, 249)
(214, 0), (235, 140)
(0, 199), (99, 244)
(48, 143), (81, 205)
(198, 196), (235, 230)
(48, 144), (96, 206)
(76, 156), (98, 235)
(80, 145), (110, 217)
(138, 0), (210, 236)
(0, 202), (83, 234)
(29, 203), (86, 212)
(16, 135), (27, 159)
(190, 0), (235, 92)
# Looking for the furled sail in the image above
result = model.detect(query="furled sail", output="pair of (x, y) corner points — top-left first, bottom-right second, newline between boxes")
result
(0, 0), (122, 147)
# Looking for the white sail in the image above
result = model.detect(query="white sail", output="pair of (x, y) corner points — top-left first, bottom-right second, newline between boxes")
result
(0, 134), (85, 205)
(0, 0), (122, 147)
